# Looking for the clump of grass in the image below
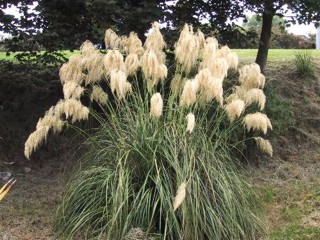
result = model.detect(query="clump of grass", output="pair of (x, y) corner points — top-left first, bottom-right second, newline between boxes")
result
(294, 50), (315, 77)
(24, 22), (273, 239)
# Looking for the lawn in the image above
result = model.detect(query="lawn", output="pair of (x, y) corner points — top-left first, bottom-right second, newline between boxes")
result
(1, 49), (320, 62)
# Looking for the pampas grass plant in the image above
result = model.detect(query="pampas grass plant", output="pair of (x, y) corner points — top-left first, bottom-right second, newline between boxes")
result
(24, 22), (274, 239)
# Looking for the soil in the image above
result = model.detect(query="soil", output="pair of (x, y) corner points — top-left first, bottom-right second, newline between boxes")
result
(0, 58), (319, 239)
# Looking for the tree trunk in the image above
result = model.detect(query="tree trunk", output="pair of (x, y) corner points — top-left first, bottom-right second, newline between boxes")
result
(255, 4), (275, 74)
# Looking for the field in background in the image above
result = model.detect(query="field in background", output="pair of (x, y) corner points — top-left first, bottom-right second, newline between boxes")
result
(2, 49), (320, 62)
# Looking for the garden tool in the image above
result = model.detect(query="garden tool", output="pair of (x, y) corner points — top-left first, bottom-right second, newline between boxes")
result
(0, 178), (16, 201)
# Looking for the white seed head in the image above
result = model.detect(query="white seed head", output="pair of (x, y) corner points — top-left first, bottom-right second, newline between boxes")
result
(239, 63), (265, 89)
(186, 113), (195, 133)
(80, 40), (96, 56)
(59, 54), (85, 85)
(150, 93), (163, 118)
(243, 112), (272, 134)
(244, 88), (266, 110)
(173, 182), (187, 211)
(255, 137), (273, 157)
(225, 99), (245, 122)
(103, 50), (125, 76)
(125, 53), (140, 76)
(144, 21), (166, 51)
(175, 24), (200, 73)
(63, 81), (84, 100)
(90, 85), (108, 105)
(180, 79), (198, 107)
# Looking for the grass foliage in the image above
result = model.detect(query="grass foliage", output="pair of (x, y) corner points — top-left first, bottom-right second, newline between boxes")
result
(294, 51), (315, 77)
(55, 82), (262, 239)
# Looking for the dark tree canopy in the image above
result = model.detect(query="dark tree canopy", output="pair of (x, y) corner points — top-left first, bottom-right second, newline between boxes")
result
(1, 0), (320, 68)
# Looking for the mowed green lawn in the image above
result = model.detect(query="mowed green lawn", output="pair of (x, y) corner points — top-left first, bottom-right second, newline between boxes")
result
(1, 49), (320, 61)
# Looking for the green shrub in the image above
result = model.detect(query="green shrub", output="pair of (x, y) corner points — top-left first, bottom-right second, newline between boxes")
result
(294, 51), (315, 77)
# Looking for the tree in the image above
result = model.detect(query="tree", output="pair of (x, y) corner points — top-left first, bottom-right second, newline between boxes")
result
(1, 0), (166, 54)
(245, 0), (320, 73)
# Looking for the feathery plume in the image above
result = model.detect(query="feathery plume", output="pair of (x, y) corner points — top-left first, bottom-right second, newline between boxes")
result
(200, 57), (228, 79)
(80, 40), (96, 56)
(244, 88), (266, 110)
(226, 52), (239, 69)
(144, 22), (166, 51)
(170, 74), (184, 97)
(186, 113), (195, 133)
(217, 45), (231, 58)
(105, 29), (120, 48)
(141, 49), (159, 79)
(202, 37), (218, 61)
(196, 29), (205, 49)
(90, 85), (108, 105)
(63, 81), (84, 100)
(125, 53), (140, 76)
(175, 24), (200, 73)
(150, 93), (163, 118)
(36, 115), (64, 133)
(239, 63), (265, 89)
(54, 99), (89, 123)
(255, 137), (273, 157)
(103, 50), (125, 76)
(59, 54), (84, 85)
(243, 112), (272, 134)
(24, 127), (49, 159)
(83, 51), (105, 84)
(127, 32), (144, 56)
(225, 99), (245, 122)
(200, 77), (223, 105)
(110, 70), (130, 99)
(173, 182), (187, 211)
(180, 79), (199, 107)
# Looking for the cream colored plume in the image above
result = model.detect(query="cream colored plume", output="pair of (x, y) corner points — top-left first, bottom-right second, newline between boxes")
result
(244, 88), (266, 110)
(225, 99), (245, 122)
(150, 93), (163, 118)
(186, 113), (195, 133)
(127, 32), (144, 56)
(217, 45), (231, 58)
(200, 77), (223, 105)
(239, 63), (265, 89)
(125, 53), (140, 76)
(110, 70), (131, 99)
(255, 137), (273, 157)
(83, 51), (105, 84)
(226, 52), (239, 69)
(173, 182), (187, 211)
(36, 115), (64, 134)
(196, 29), (205, 49)
(54, 99), (89, 123)
(180, 79), (199, 107)
(24, 127), (49, 159)
(170, 74), (184, 97)
(80, 40), (96, 56)
(105, 29), (120, 48)
(59, 54), (84, 85)
(175, 24), (200, 73)
(90, 85), (108, 105)
(200, 57), (228, 79)
(144, 22), (166, 51)
(103, 50), (125, 76)
(243, 112), (272, 134)
(202, 37), (218, 60)
(25, 114), (65, 159)
(141, 49), (159, 79)
(63, 81), (84, 100)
